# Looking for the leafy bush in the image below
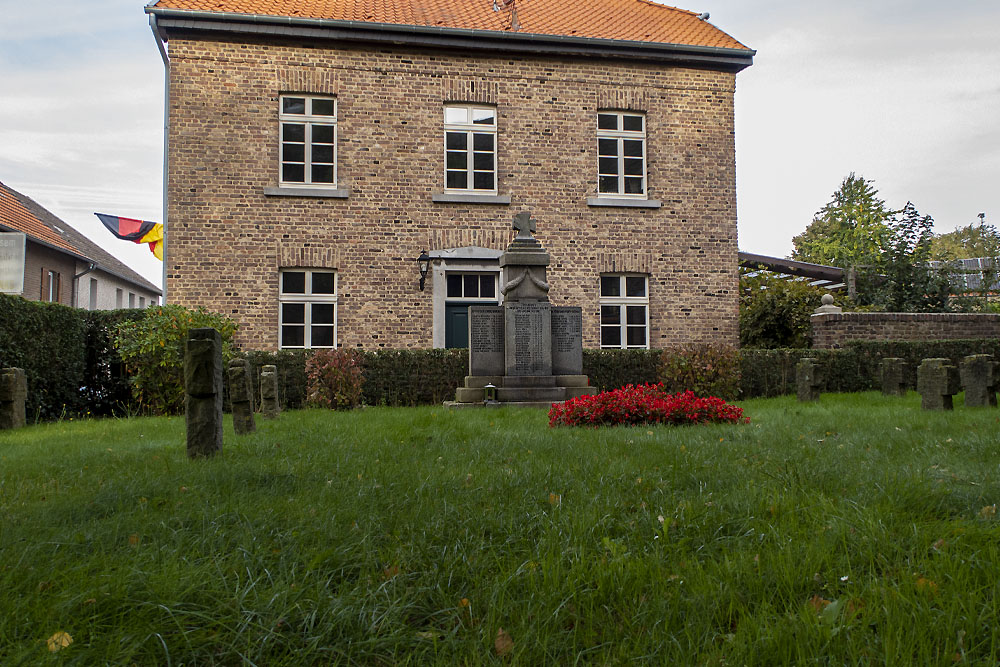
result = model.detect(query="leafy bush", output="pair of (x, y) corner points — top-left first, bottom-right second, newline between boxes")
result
(740, 270), (826, 349)
(306, 350), (363, 409)
(358, 349), (467, 406)
(235, 350), (309, 411)
(659, 343), (740, 400)
(549, 383), (747, 427)
(81, 309), (145, 416)
(583, 349), (661, 392)
(113, 305), (238, 415)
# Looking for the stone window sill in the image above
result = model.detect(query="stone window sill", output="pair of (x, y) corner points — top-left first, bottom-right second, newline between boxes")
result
(432, 193), (511, 205)
(264, 186), (350, 198)
(586, 197), (662, 209)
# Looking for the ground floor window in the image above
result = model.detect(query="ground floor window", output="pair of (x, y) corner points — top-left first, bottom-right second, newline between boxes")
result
(279, 269), (337, 349)
(600, 273), (649, 349)
(444, 271), (499, 348)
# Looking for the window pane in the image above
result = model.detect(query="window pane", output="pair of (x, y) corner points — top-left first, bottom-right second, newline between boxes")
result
(447, 274), (463, 297)
(281, 325), (304, 347)
(626, 305), (646, 325)
(311, 165), (334, 183)
(622, 114), (643, 132)
(282, 97), (305, 114)
(472, 133), (494, 152)
(473, 152), (493, 171)
(471, 108), (495, 125)
(311, 326), (334, 347)
(446, 171), (467, 189)
(311, 145), (333, 163)
(623, 139), (643, 157)
(282, 302), (305, 322)
(480, 274), (495, 298)
(626, 326), (647, 347)
(282, 123), (305, 141)
(625, 276), (646, 297)
(312, 303), (335, 324)
(311, 99), (335, 116)
(473, 172), (494, 190)
(283, 164), (305, 182)
(600, 276), (620, 297)
(624, 177), (644, 194)
(312, 272), (336, 294)
(597, 113), (617, 130)
(623, 157), (643, 176)
(599, 175), (619, 193)
(464, 274), (479, 297)
(446, 151), (467, 170)
(600, 304), (621, 324)
(446, 132), (467, 150)
(598, 157), (619, 175)
(282, 272), (306, 294)
(282, 144), (305, 162)
(601, 326), (621, 347)
(445, 107), (467, 124)
(598, 138), (618, 156)
(312, 125), (335, 143)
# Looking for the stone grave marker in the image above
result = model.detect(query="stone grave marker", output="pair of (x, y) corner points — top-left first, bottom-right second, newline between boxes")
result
(469, 305), (505, 377)
(261, 364), (280, 418)
(551, 307), (584, 376)
(228, 358), (257, 434)
(796, 358), (821, 402)
(916, 358), (960, 410)
(0, 367), (27, 429)
(960, 354), (998, 408)
(184, 328), (223, 458)
(880, 358), (907, 396)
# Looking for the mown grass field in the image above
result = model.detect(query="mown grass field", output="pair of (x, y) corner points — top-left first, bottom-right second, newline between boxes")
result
(2, 392), (1000, 664)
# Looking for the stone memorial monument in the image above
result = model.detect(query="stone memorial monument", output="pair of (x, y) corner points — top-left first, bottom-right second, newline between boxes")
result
(916, 358), (960, 410)
(228, 359), (257, 434)
(261, 364), (281, 418)
(795, 358), (822, 402)
(451, 211), (596, 407)
(184, 328), (223, 458)
(880, 358), (908, 396)
(960, 354), (998, 408)
(0, 367), (27, 430)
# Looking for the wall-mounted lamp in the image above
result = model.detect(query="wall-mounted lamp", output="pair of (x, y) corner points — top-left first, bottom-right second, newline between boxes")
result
(416, 250), (430, 291)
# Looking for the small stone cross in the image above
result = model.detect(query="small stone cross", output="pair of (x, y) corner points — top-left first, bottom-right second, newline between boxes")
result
(513, 211), (536, 237)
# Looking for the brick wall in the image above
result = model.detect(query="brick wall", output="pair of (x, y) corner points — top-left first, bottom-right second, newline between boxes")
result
(22, 241), (75, 305)
(165, 34), (739, 351)
(812, 312), (1000, 349)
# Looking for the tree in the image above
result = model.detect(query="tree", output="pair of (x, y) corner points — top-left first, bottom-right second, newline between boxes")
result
(929, 216), (1000, 261)
(791, 173), (894, 269)
(739, 269), (826, 349)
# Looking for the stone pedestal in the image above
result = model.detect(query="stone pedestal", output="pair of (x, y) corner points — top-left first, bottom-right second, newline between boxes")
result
(880, 358), (907, 396)
(228, 359), (257, 434)
(960, 354), (998, 408)
(184, 328), (223, 458)
(796, 358), (821, 402)
(261, 365), (280, 418)
(917, 358), (960, 410)
(0, 367), (27, 430)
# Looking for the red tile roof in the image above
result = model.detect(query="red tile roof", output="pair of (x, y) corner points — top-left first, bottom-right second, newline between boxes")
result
(0, 182), (78, 253)
(151, 0), (749, 51)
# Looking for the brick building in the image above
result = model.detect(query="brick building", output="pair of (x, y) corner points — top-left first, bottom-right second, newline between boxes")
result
(146, 0), (753, 351)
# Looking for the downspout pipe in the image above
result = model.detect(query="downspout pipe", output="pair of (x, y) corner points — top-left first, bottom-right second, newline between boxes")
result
(71, 262), (98, 308)
(148, 5), (170, 303)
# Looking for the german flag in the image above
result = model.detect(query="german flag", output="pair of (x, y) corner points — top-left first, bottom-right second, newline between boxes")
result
(95, 213), (163, 260)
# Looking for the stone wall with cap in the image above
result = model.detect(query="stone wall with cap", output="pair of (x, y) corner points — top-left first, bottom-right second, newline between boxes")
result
(164, 34), (739, 350)
(812, 312), (1000, 349)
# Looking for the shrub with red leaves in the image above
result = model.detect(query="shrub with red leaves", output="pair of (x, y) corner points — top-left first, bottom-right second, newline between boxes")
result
(548, 383), (748, 427)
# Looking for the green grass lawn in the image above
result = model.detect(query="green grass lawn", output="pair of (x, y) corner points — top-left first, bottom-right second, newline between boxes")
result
(2, 393), (1000, 664)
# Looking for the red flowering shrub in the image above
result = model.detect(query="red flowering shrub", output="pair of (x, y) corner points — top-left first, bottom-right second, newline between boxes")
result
(548, 383), (748, 428)
(305, 350), (363, 410)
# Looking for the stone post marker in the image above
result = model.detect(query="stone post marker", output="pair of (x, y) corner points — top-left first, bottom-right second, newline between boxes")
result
(260, 364), (280, 418)
(880, 358), (908, 396)
(960, 354), (998, 408)
(916, 358), (960, 410)
(228, 359), (257, 434)
(796, 358), (822, 402)
(0, 367), (27, 430)
(184, 328), (223, 458)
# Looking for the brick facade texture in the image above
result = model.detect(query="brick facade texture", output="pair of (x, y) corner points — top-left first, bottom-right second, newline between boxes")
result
(165, 34), (739, 351)
(21, 240), (75, 305)
(812, 312), (1000, 349)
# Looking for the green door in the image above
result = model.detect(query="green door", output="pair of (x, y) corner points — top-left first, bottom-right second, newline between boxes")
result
(445, 303), (475, 348)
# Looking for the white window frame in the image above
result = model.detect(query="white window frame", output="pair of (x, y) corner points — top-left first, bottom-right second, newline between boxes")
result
(279, 95), (338, 187)
(596, 111), (647, 198)
(600, 274), (649, 349)
(445, 271), (500, 303)
(278, 269), (338, 349)
(444, 104), (498, 194)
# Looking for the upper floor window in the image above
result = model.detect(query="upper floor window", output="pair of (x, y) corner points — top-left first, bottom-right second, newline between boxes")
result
(280, 95), (337, 186)
(279, 269), (337, 349)
(600, 274), (649, 349)
(597, 111), (646, 198)
(444, 105), (497, 193)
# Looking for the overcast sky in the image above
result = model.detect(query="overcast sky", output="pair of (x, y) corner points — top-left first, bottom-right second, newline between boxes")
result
(1, 0), (997, 288)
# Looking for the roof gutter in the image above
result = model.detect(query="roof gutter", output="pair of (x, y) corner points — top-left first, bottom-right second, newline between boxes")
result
(145, 7), (755, 71)
(147, 2), (170, 303)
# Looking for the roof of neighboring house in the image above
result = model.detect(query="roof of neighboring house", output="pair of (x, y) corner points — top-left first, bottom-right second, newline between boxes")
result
(149, 0), (750, 52)
(0, 181), (162, 296)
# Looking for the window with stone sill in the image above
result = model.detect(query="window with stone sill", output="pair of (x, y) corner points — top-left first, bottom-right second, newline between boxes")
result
(596, 111), (646, 198)
(279, 269), (337, 349)
(279, 95), (337, 187)
(600, 274), (649, 349)
(444, 105), (497, 194)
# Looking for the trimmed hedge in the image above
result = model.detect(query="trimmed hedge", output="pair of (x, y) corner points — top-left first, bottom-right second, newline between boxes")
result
(583, 349), (661, 392)
(359, 349), (468, 406)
